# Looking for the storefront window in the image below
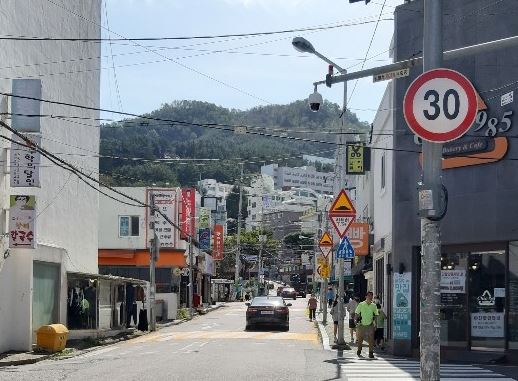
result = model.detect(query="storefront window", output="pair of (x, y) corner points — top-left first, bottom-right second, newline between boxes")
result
(440, 253), (468, 347)
(469, 250), (506, 349)
(509, 242), (518, 349)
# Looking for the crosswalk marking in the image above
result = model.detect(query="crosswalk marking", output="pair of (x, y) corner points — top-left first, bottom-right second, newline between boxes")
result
(130, 330), (317, 343)
(340, 357), (513, 380)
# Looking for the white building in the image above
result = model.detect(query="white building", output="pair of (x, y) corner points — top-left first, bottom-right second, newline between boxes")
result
(0, 1), (101, 352)
(261, 164), (335, 195)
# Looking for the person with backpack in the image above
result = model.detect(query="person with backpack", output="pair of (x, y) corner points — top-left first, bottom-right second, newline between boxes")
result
(375, 303), (387, 350)
(326, 286), (335, 308)
(355, 291), (379, 359)
(346, 295), (359, 343)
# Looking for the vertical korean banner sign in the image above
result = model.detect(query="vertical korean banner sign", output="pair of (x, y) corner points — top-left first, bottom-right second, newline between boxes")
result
(393, 272), (411, 340)
(10, 134), (41, 188)
(181, 188), (196, 239)
(9, 195), (36, 249)
(213, 224), (224, 260)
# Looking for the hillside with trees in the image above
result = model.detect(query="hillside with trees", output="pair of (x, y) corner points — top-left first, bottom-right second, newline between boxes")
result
(100, 99), (369, 187)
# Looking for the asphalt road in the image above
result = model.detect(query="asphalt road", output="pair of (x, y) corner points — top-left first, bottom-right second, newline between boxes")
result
(0, 292), (338, 381)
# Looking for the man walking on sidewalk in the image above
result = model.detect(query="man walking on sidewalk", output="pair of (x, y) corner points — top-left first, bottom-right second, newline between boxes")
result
(355, 291), (378, 359)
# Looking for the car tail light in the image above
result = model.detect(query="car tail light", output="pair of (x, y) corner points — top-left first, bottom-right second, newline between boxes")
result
(276, 307), (289, 313)
(247, 308), (259, 313)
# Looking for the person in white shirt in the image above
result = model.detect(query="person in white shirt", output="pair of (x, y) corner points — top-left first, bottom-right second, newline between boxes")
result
(346, 295), (360, 343)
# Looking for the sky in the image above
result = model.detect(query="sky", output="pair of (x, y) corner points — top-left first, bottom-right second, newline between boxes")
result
(101, 0), (404, 124)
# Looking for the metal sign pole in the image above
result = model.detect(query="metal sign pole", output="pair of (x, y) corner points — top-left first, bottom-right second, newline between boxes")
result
(420, 0), (443, 379)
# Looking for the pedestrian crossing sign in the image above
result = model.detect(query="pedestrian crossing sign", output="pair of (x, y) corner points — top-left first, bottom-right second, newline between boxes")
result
(336, 237), (355, 259)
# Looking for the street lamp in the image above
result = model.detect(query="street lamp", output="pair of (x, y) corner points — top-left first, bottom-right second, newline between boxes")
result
(292, 36), (350, 348)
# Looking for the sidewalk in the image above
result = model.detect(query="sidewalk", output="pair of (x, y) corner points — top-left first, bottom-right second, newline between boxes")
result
(315, 306), (388, 356)
(315, 307), (518, 380)
(0, 301), (227, 367)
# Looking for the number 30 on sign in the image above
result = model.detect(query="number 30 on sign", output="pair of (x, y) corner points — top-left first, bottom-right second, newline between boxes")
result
(404, 68), (478, 143)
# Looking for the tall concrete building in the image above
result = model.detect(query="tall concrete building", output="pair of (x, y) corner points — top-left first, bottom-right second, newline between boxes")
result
(0, 1), (101, 352)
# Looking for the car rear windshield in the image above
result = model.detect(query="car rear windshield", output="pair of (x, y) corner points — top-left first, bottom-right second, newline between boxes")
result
(251, 297), (285, 306)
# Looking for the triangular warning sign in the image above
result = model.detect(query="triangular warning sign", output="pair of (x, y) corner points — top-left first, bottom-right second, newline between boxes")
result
(330, 215), (355, 239)
(320, 245), (332, 258)
(329, 189), (356, 214)
(319, 232), (333, 247)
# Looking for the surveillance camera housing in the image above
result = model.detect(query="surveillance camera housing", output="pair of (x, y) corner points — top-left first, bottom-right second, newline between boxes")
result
(308, 91), (323, 112)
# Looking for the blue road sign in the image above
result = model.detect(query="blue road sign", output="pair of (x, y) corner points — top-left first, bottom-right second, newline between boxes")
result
(336, 237), (355, 259)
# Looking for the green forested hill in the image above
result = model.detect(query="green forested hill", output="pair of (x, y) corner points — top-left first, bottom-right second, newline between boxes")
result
(99, 99), (369, 187)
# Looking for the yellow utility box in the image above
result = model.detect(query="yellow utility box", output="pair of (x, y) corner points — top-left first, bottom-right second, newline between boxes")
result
(36, 324), (69, 353)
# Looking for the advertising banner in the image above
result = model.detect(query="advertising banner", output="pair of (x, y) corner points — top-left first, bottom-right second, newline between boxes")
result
(181, 188), (196, 239)
(199, 228), (211, 251)
(10, 134), (41, 187)
(12, 79), (42, 133)
(148, 189), (177, 248)
(348, 222), (369, 255)
(393, 272), (412, 340)
(9, 195), (36, 249)
(212, 224), (224, 260)
(199, 207), (211, 229)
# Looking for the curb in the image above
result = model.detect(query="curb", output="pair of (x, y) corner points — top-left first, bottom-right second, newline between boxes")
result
(316, 320), (332, 351)
(0, 303), (227, 367)
(0, 355), (52, 367)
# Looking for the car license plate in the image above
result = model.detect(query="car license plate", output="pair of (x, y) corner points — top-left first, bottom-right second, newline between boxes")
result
(261, 311), (274, 315)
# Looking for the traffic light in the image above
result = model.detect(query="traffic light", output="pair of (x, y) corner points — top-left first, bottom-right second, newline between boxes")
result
(349, 0), (371, 3)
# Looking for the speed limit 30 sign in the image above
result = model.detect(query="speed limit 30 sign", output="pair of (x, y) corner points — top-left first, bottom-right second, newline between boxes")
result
(404, 68), (478, 143)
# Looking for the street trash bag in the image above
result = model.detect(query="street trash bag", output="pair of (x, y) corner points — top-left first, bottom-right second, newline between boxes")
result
(137, 309), (148, 331)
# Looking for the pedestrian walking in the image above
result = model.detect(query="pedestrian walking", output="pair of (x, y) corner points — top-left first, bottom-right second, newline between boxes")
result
(355, 291), (379, 359)
(307, 294), (318, 322)
(346, 295), (359, 343)
(375, 303), (386, 350)
(326, 286), (335, 308)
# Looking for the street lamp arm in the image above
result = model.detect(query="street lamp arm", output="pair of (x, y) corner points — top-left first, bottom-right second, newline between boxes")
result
(312, 50), (346, 74)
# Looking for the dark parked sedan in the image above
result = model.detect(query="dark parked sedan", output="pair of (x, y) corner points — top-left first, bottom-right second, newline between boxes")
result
(245, 296), (291, 331)
(281, 287), (297, 300)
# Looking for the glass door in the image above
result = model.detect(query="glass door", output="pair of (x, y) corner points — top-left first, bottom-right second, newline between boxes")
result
(469, 250), (506, 350)
(440, 253), (468, 347)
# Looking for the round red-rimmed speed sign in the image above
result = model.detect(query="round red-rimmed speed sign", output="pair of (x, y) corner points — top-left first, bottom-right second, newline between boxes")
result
(403, 68), (478, 143)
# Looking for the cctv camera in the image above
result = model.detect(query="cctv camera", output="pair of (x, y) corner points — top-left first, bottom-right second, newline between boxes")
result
(308, 91), (323, 112)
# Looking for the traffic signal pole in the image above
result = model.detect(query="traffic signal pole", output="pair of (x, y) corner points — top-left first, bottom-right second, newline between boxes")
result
(420, 1), (443, 379)
(336, 72), (347, 347)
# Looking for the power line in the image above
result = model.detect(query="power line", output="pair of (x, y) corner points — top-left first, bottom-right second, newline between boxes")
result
(1, 18), (394, 42)
(103, 0), (123, 112)
(44, 0), (272, 105)
(347, 0), (388, 106)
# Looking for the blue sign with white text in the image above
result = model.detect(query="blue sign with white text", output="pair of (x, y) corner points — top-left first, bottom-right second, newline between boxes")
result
(336, 237), (355, 259)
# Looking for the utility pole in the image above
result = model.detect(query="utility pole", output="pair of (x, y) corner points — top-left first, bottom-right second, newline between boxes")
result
(336, 68), (348, 347)
(234, 162), (244, 300)
(420, 1), (443, 380)
(188, 233), (194, 319)
(149, 193), (159, 332)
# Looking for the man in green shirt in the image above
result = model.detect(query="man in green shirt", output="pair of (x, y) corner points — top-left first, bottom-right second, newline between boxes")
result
(355, 291), (378, 358)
